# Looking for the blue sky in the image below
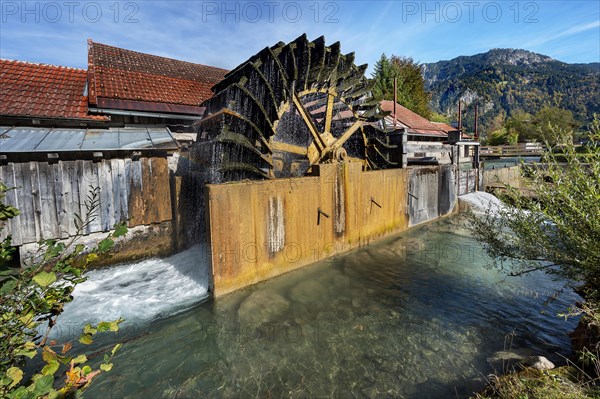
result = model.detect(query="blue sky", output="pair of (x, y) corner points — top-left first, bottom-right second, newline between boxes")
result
(1, 1), (599, 74)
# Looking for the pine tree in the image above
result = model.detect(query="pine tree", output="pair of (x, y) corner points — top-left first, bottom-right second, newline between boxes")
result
(370, 54), (432, 119)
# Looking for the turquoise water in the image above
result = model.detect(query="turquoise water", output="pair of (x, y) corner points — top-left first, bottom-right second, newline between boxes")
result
(68, 214), (577, 398)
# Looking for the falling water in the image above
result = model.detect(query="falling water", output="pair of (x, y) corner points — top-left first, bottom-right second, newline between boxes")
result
(459, 191), (507, 215)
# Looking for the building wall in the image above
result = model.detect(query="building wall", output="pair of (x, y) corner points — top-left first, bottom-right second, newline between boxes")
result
(0, 157), (173, 252)
(206, 163), (463, 296)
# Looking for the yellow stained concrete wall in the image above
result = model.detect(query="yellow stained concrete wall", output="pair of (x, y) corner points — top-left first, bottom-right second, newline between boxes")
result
(206, 162), (414, 296)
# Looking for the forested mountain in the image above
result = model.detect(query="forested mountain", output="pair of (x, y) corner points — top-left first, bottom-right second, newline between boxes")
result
(421, 49), (600, 134)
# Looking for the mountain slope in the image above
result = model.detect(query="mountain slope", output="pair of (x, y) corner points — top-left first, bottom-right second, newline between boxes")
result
(422, 49), (600, 133)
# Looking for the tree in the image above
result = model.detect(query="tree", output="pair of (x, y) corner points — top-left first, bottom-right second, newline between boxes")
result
(500, 107), (577, 145)
(470, 116), (600, 303)
(533, 106), (577, 146)
(486, 110), (507, 135)
(0, 184), (126, 398)
(471, 117), (599, 281)
(505, 110), (533, 142)
(485, 127), (518, 146)
(371, 54), (432, 119)
(429, 112), (451, 123)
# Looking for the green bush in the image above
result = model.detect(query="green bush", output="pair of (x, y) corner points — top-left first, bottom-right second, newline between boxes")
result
(0, 183), (127, 398)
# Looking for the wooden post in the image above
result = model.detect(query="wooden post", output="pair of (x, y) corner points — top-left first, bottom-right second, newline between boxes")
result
(393, 77), (397, 129)
(457, 100), (462, 132)
(474, 103), (479, 140)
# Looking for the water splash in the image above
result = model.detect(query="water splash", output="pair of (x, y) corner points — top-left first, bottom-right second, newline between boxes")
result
(58, 246), (210, 328)
(459, 191), (506, 215)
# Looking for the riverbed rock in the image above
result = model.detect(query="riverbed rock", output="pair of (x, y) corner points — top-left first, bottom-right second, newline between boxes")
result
(388, 237), (425, 257)
(521, 356), (555, 370)
(238, 290), (290, 324)
(486, 351), (525, 371)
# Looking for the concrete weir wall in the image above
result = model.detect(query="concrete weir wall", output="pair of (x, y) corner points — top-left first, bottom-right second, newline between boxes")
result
(206, 163), (459, 296)
(408, 165), (456, 226)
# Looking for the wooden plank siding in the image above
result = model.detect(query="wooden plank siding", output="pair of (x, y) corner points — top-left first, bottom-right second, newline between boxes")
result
(0, 158), (172, 246)
(458, 169), (478, 195)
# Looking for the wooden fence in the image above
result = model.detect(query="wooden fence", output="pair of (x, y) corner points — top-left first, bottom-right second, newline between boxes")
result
(480, 143), (544, 157)
(0, 158), (172, 246)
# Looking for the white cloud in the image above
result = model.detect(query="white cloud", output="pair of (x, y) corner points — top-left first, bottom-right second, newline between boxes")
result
(524, 20), (600, 47)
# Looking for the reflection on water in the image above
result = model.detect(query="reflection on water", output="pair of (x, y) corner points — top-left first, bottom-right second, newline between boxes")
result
(79, 215), (577, 398)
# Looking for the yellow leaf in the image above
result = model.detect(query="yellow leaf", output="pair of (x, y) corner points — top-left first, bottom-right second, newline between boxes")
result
(99, 363), (113, 372)
(32, 271), (56, 287)
(6, 367), (23, 388)
(72, 354), (87, 365)
(42, 346), (57, 363)
(85, 253), (98, 264)
(18, 313), (36, 328)
(79, 334), (93, 345)
(111, 343), (122, 356)
(41, 360), (59, 376)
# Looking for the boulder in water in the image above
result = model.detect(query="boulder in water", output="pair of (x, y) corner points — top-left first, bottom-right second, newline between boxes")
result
(521, 355), (555, 370)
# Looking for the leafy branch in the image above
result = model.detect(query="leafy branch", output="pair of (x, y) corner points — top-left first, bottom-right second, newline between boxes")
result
(0, 183), (128, 399)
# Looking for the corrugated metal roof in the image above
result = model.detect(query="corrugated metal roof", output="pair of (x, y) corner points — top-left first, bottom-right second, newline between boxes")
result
(0, 126), (178, 153)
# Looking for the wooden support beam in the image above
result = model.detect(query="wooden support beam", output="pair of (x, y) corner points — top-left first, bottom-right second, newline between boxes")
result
(293, 92), (327, 151)
(332, 120), (362, 150)
(324, 91), (335, 135)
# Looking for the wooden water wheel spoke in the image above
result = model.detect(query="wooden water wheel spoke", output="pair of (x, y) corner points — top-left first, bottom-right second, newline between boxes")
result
(292, 92), (327, 152)
(193, 34), (387, 182)
(324, 91), (336, 135)
(333, 120), (363, 150)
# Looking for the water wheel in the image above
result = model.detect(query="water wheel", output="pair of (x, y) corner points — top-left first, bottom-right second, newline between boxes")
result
(192, 34), (394, 183)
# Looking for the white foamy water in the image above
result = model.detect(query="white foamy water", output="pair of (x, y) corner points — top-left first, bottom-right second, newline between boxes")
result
(57, 246), (210, 328)
(459, 191), (505, 215)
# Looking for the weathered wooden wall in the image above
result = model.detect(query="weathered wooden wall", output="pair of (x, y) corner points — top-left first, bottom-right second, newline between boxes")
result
(458, 168), (479, 195)
(482, 166), (521, 190)
(0, 158), (172, 246)
(408, 165), (458, 226)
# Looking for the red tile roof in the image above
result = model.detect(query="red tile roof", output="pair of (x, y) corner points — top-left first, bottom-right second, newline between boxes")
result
(88, 40), (228, 115)
(431, 122), (457, 133)
(380, 100), (447, 137)
(0, 59), (108, 121)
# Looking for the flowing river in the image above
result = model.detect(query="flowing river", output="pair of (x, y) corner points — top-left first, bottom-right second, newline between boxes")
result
(57, 200), (579, 398)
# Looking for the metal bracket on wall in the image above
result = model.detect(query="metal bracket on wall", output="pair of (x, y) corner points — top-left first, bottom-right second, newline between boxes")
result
(317, 208), (330, 225)
(370, 197), (382, 214)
